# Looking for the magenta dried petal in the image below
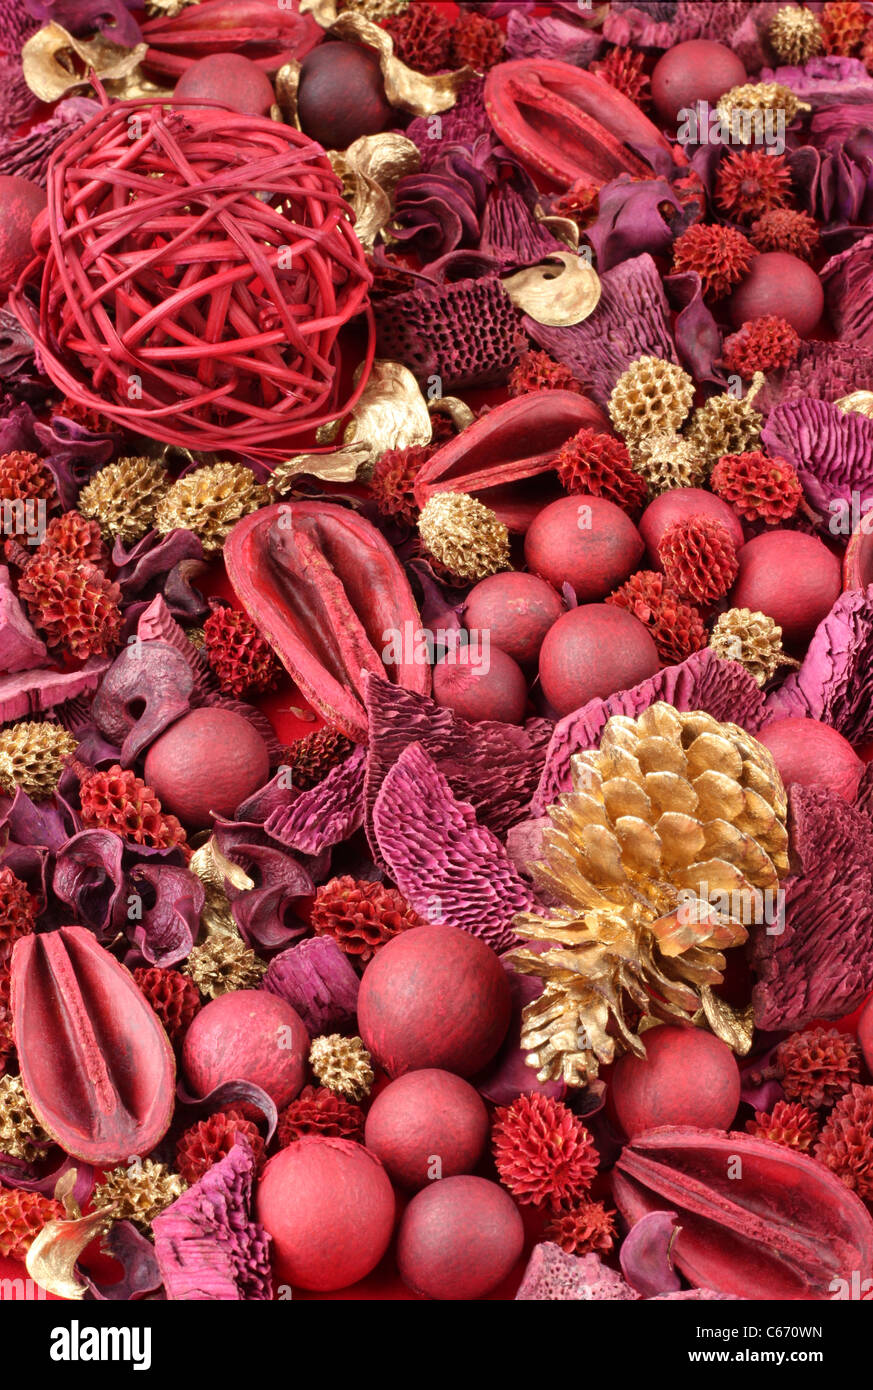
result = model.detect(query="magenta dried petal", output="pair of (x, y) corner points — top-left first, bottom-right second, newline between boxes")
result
(374, 275), (527, 391)
(152, 1138), (272, 1302)
(764, 587), (873, 745)
(115, 531), (206, 606)
(754, 341), (873, 414)
(372, 741), (531, 952)
(406, 78), (490, 171)
(534, 649), (767, 812)
(821, 234), (873, 349)
(479, 183), (564, 265)
(516, 1244), (640, 1301)
(0, 563), (48, 673)
(263, 745), (366, 855)
(761, 398), (873, 520)
(82, 1221), (163, 1302)
(52, 829), (126, 940)
(750, 786), (873, 1030)
(262, 935), (359, 1036)
(665, 270), (724, 384)
(91, 640), (194, 767)
(526, 254), (677, 410)
(211, 821), (312, 953)
(127, 862), (204, 968)
(760, 56), (873, 107)
(0, 656), (110, 722)
(0, 96), (97, 187)
(587, 179), (694, 274)
(619, 1210), (682, 1297)
(24, 0), (142, 46)
(506, 10), (603, 64)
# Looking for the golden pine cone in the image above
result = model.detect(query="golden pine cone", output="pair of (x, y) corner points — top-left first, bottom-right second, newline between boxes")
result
(716, 82), (810, 135)
(342, 0), (410, 16)
(0, 722), (77, 800)
(768, 5), (824, 63)
(418, 491), (510, 582)
(93, 1160), (186, 1230)
(508, 701), (789, 1086)
(78, 456), (170, 543)
(309, 1034), (374, 1101)
(628, 432), (706, 494)
(709, 608), (800, 687)
(608, 356), (695, 442)
(0, 1075), (53, 1161)
(154, 463), (270, 553)
(685, 375), (764, 469)
(183, 932), (266, 997)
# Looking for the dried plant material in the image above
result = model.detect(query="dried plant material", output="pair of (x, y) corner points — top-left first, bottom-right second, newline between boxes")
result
(329, 133), (419, 252)
(418, 491), (510, 581)
(0, 721), (77, 800)
(686, 375), (764, 468)
(146, 0), (201, 13)
(768, 5), (824, 63)
(78, 456), (170, 543)
(629, 432), (706, 494)
(93, 1160), (186, 1230)
(26, 1208), (115, 1301)
(330, 11), (474, 116)
(535, 206), (581, 253)
(429, 396), (474, 432)
(608, 356), (694, 442)
(501, 252), (602, 328)
(300, 0), (339, 24)
(716, 82), (810, 135)
(184, 933), (266, 997)
(836, 391), (873, 419)
(709, 609), (799, 688)
(0, 1074), (53, 1161)
(154, 463), (270, 553)
(190, 836), (254, 938)
(274, 61), (301, 129)
(309, 1033), (374, 1100)
(22, 24), (149, 103)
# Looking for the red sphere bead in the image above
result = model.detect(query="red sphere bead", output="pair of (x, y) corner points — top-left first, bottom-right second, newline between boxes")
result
(0, 176), (46, 295)
(397, 1175), (524, 1300)
(463, 571), (564, 667)
(144, 707), (270, 828)
(364, 1069), (489, 1190)
(358, 924), (512, 1078)
(174, 55), (276, 116)
(858, 995), (873, 1076)
(756, 717), (864, 801)
(524, 495), (645, 601)
(256, 1136), (395, 1291)
(539, 604), (660, 717)
(651, 40), (746, 123)
(611, 1025), (741, 1138)
(639, 487), (745, 565)
(731, 530), (841, 649)
(432, 643), (528, 725)
(728, 252), (824, 337)
(181, 990), (308, 1109)
(297, 41), (394, 149)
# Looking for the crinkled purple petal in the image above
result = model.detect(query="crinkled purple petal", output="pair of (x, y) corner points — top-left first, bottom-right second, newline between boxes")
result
(0, 1154), (93, 1209)
(755, 340), (873, 414)
(24, 0), (142, 44)
(91, 640), (194, 767)
(821, 233), (873, 348)
(409, 558), (465, 635)
(264, 746), (365, 856)
(0, 97), (97, 187)
(586, 178), (694, 274)
(175, 1079), (277, 1144)
(761, 397), (873, 521)
(34, 417), (118, 511)
(152, 1138), (272, 1302)
(506, 9), (602, 64)
(211, 820), (313, 952)
(764, 586), (873, 745)
(135, 594), (215, 700)
(750, 785), (873, 1030)
(113, 528), (205, 604)
(620, 1210), (682, 1297)
(52, 829), (126, 941)
(0, 656), (110, 723)
(760, 56), (873, 107)
(0, 563), (48, 672)
(534, 649), (767, 812)
(665, 270), (725, 384)
(262, 935), (359, 1037)
(126, 862), (203, 967)
(0, 53), (38, 138)
(373, 741), (531, 952)
(480, 182), (563, 265)
(406, 79), (490, 171)
(516, 1244), (640, 1301)
(82, 1221), (163, 1301)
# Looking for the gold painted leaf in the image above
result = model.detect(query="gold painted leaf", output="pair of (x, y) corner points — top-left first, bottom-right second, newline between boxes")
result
(329, 133), (420, 251)
(330, 12), (474, 117)
(501, 252), (602, 327)
(23, 23), (149, 102)
(26, 1209), (114, 1301)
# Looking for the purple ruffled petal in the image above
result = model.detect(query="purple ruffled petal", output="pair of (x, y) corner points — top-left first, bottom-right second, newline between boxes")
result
(764, 586), (873, 745)
(126, 862), (203, 967)
(262, 935), (359, 1036)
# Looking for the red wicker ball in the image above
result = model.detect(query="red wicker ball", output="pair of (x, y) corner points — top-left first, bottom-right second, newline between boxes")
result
(12, 98), (374, 461)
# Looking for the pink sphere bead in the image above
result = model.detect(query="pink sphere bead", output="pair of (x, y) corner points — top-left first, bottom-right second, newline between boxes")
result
(432, 643), (528, 725)
(539, 604), (660, 717)
(463, 571), (564, 667)
(524, 495), (645, 601)
(651, 41), (746, 123)
(756, 717), (864, 801)
(144, 707), (270, 828)
(181, 990), (308, 1108)
(731, 530), (842, 649)
(397, 1175), (524, 1300)
(640, 488), (745, 565)
(174, 54), (276, 116)
(611, 1025), (741, 1138)
(365, 1069), (489, 1189)
(728, 252), (824, 337)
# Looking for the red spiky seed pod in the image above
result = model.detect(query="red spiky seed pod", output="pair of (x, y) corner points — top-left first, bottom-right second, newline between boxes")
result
(749, 207), (821, 262)
(18, 552), (122, 659)
(721, 316), (802, 376)
(78, 763), (188, 851)
(0, 1190), (65, 1261)
(175, 1108), (266, 1184)
(672, 223), (757, 299)
(775, 1027), (862, 1109)
(0, 451), (56, 507)
(590, 46), (651, 109)
(202, 605), (282, 697)
(745, 1100), (819, 1152)
(710, 450), (803, 524)
(451, 11), (505, 70)
(714, 149), (794, 224)
(864, 29), (873, 72)
(508, 351), (583, 398)
(276, 1084), (365, 1147)
(544, 1200), (618, 1256)
(310, 875), (423, 964)
(384, 5), (453, 74)
(0, 866), (37, 971)
(815, 1083), (873, 1200)
(56, 396), (110, 432)
(369, 444), (434, 527)
(37, 510), (108, 567)
(607, 570), (708, 664)
(287, 727), (353, 790)
(133, 965), (202, 1045)
(820, 0), (869, 54)
(551, 180), (600, 231)
(491, 1093), (599, 1210)
(554, 427), (649, 513)
(657, 515), (740, 605)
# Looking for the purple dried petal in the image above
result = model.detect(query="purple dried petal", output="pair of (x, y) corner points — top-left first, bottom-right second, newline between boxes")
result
(761, 397), (873, 520)
(135, 594), (215, 701)
(152, 1138), (272, 1302)
(52, 829), (126, 940)
(0, 53), (38, 138)
(34, 417), (117, 511)
(126, 862), (203, 967)
(406, 78), (489, 170)
(163, 557), (208, 621)
(91, 640), (194, 766)
(0, 563), (48, 672)
(764, 586), (873, 745)
(0, 309), (37, 385)
(760, 56), (873, 107)
(755, 340), (873, 414)
(0, 399), (38, 454)
(114, 529), (205, 604)
(82, 1221), (163, 1301)
(24, 0), (142, 44)
(479, 182), (563, 265)
(750, 785), (873, 1030)
(0, 656), (111, 723)
(821, 233), (873, 348)
(586, 178), (694, 274)
(516, 1244), (640, 1301)
(620, 1210), (682, 1297)
(665, 270), (725, 385)
(0, 1155), (94, 1210)
(506, 9), (602, 64)
(0, 97), (97, 187)
(264, 746), (365, 856)
(534, 649), (767, 812)
(0, 783), (73, 854)
(373, 741), (531, 952)
(211, 821), (312, 953)
(175, 1080), (277, 1143)
(262, 935), (359, 1036)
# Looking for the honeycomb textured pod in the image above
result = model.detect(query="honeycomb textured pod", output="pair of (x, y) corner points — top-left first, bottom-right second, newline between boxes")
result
(608, 356), (694, 442)
(686, 378), (764, 468)
(0, 721), (77, 800)
(154, 463), (270, 554)
(418, 491), (510, 582)
(709, 609), (797, 687)
(374, 275), (525, 392)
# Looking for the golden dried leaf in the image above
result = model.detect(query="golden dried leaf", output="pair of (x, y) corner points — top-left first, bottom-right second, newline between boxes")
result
(22, 23), (149, 102)
(534, 206), (581, 252)
(190, 837), (252, 935)
(300, 0), (339, 24)
(270, 442), (371, 494)
(501, 252), (602, 327)
(26, 1209), (114, 1301)
(330, 133), (420, 251)
(696, 985), (755, 1055)
(330, 12), (474, 117)
(836, 391), (873, 420)
(275, 62), (301, 130)
(429, 396), (475, 432)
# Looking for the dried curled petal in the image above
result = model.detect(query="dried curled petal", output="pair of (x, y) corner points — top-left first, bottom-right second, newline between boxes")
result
(761, 397), (873, 521)
(765, 587), (873, 746)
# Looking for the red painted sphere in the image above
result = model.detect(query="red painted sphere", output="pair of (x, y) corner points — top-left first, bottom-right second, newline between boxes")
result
(539, 604), (660, 717)
(731, 530), (842, 650)
(358, 924), (512, 1078)
(364, 1069), (489, 1190)
(297, 41), (394, 150)
(859, 996), (873, 1076)
(257, 1137), (395, 1291)
(524, 495), (645, 601)
(175, 55), (276, 116)
(756, 717), (864, 801)
(651, 41), (746, 123)
(728, 252), (824, 337)
(463, 571), (564, 667)
(144, 707), (270, 828)
(432, 643), (528, 725)
(611, 1025), (741, 1138)
(397, 1175), (524, 1300)
(640, 487), (745, 565)
(181, 990), (308, 1108)
(0, 176), (46, 295)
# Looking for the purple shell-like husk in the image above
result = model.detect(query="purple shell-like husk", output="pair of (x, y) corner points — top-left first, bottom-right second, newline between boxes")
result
(0, 1154), (93, 1208)
(0, 784), (74, 854)
(211, 820), (313, 953)
(136, 595), (216, 701)
(82, 1221), (163, 1302)
(620, 1210), (682, 1297)
(114, 529), (205, 604)
(764, 586), (873, 746)
(760, 56), (873, 106)
(152, 1138), (272, 1302)
(665, 270), (725, 385)
(373, 741), (532, 952)
(25, 0), (143, 45)
(262, 935), (359, 1037)
(750, 785), (873, 1030)
(127, 862), (203, 968)
(821, 234), (873, 348)
(516, 1244), (640, 1301)
(34, 417), (118, 511)
(0, 656), (110, 722)
(534, 649), (767, 813)
(0, 564), (48, 673)
(91, 640), (194, 767)
(51, 829), (127, 941)
(761, 397), (873, 520)
(479, 181), (564, 266)
(264, 746), (366, 855)
(754, 340), (873, 414)
(586, 177), (693, 274)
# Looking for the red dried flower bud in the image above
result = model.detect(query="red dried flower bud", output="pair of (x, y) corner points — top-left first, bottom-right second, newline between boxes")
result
(18, 552), (122, 660)
(0, 1189), (64, 1261)
(37, 510), (108, 567)
(815, 1083), (873, 1199)
(544, 1199), (618, 1256)
(710, 450), (803, 524)
(451, 11), (505, 70)
(774, 1027), (861, 1109)
(133, 965), (202, 1045)
(672, 223), (757, 299)
(745, 1100), (819, 1152)
(820, 0), (869, 55)
(590, 47), (651, 109)
(0, 451), (56, 506)
(509, 351), (583, 399)
(721, 316), (801, 376)
(79, 763), (188, 851)
(657, 514), (740, 605)
(607, 569), (708, 664)
(749, 208), (820, 261)
(310, 875), (423, 964)
(203, 605), (282, 697)
(384, 6), (453, 74)
(492, 1093), (599, 1210)
(176, 1108), (266, 1184)
(0, 865), (37, 970)
(276, 1084), (365, 1146)
(554, 427), (649, 513)
(370, 444), (434, 527)
(715, 149), (793, 224)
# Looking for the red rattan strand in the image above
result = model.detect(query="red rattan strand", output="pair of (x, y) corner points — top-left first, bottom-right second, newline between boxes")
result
(11, 98), (375, 462)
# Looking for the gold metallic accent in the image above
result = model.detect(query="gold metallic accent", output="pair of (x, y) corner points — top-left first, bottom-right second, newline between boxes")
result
(275, 61), (301, 130)
(709, 608), (800, 688)
(534, 206), (581, 253)
(329, 12), (474, 116)
(429, 395), (475, 432)
(0, 722), (78, 802)
(309, 1033), (374, 1100)
(501, 252), (602, 327)
(26, 1209), (114, 1301)
(418, 491), (510, 582)
(330, 132), (420, 251)
(836, 391), (873, 419)
(22, 23), (167, 103)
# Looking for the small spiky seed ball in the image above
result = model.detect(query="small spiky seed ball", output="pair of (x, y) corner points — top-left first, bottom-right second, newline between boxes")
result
(672, 223), (758, 299)
(369, 444), (432, 527)
(554, 428), (648, 512)
(418, 491), (510, 582)
(774, 1027), (861, 1109)
(0, 865), (37, 969)
(709, 608), (796, 686)
(716, 81), (809, 135)
(154, 462), (270, 553)
(309, 1034), (375, 1102)
(18, 553), (122, 659)
(183, 933), (267, 998)
(715, 149), (794, 224)
(657, 514), (740, 605)
(509, 350), (583, 398)
(287, 727), (353, 790)
(710, 450), (803, 523)
(0, 451), (56, 506)
(78, 763), (187, 851)
(450, 10), (505, 69)
(0, 721), (77, 800)
(629, 431), (706, 494)
(608, 356), (695, 441)
(815, 1083), (873, 1200)
(768, 5), (824, 63)
(746, 1100), (819, 1152)
(93, 1160), (186, 1230)
(590, 46), (651, 108)
(37, 510), (108, 567)
(544, 1200), (618, 1256)
(0, 1190), (64, 1261)
(310, 875), (423, 963)
(78, 455), (170, 542)
(383, 4), (453, 73)
(721, 316), (802, 376)
(685, 379), (764, 467)
(202, 605), (282, 697)
(607, 570), (708, 664)
(133, 965), (202, 1045)
(0, 1074), (53, 1160)
(750, 208), (821, 261)
(491, 1093), (599, 1210)
(820, 0), (868, 55)
(176, 1108), (266, 1183)
(277, 1085), (365, 1146)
